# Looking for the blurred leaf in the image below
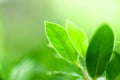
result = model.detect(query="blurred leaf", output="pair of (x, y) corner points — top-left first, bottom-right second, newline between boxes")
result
(106, 42), (120, 80)
(45, 21), (78, 63)
(86, 24), (114, 79)
(66, 21), (88, 60)
(0, 18), (5, 80)
(48, 71), (81, 78)
(8, 59), (35, 80)
(0, 67), (4, 80)
(0, 19), (4, 64)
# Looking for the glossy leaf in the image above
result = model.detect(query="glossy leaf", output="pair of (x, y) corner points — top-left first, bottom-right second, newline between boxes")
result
(106, 42), (120, 80)
(66, 21), (88, 60)
(45, 21), (78, 63)
(86, 24), (114, 78)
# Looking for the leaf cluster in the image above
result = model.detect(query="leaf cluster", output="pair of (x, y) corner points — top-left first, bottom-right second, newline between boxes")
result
(45, 21), (120, 80)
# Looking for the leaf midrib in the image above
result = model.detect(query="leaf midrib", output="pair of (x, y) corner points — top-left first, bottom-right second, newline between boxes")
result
(68, 26), (86, 59)
(51, 27), (77, 62)
(94, 40), (103, 78)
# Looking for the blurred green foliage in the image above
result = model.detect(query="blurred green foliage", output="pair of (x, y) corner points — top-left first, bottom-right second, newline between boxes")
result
(0, 0), (120, 80)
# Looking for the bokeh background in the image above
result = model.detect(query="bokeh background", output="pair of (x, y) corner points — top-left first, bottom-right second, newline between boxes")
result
(0, 0), (120, 80)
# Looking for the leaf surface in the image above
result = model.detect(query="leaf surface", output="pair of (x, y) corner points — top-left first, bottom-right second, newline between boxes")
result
(86, 24), (114, 78)
(106, 42), (120, 80)
(45, 21), (78, 63)
(66, 21), (88, 60)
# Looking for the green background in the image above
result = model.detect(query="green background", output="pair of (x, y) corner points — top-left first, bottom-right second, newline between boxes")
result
(0, 0), (120, 80)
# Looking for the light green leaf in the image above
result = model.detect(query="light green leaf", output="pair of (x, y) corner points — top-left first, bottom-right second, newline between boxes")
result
(48, 71), (82, 78)
(45, 21), (78, 63)
(106, 41), (120, 80)
(86, 24), (114, 79)
(66, 21), (88, 60)
(9, 59), (35, 80)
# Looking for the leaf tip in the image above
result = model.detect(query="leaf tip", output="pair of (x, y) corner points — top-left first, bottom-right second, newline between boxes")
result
(65, 20), (78, 32)
(97, 23), (114, 38)
(66, 20), (74, 26)
(100, 23), (113, 31)
(44, 21), (50, 26)
(66, 20), (71, 28)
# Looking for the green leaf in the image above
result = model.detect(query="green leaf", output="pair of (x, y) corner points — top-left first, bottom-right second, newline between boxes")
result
(106, 41), (120, 80)
(86, 24), (114, 79)
(66, 21), (88, 60)
(48, 71), (81, 78)
(109, 41), (120, 62)
(106, 54), (120, 80)
(113, 41), (120, 55)
(9, 59), (35, 80)
(45, 21), (78, 63)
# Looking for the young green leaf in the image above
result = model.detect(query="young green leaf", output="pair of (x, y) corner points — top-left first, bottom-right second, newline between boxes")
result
(86, 24), (114, 79)
(66, 21), (88, 60)
(106, 41), (120, 80)
(45, 21), (78, 63)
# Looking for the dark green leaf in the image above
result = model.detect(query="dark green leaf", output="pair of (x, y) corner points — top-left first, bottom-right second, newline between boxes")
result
(106, 41), (120, 80)
(106, 54), (120, 80)
(45, 21), (78, 63)
(86, 24), (114, 78)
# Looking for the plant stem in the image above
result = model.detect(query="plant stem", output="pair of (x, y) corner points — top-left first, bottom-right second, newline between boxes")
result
(92, 76), (97, 80)
(75, 62), (91, 80)
(92, 78), (97, 80)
